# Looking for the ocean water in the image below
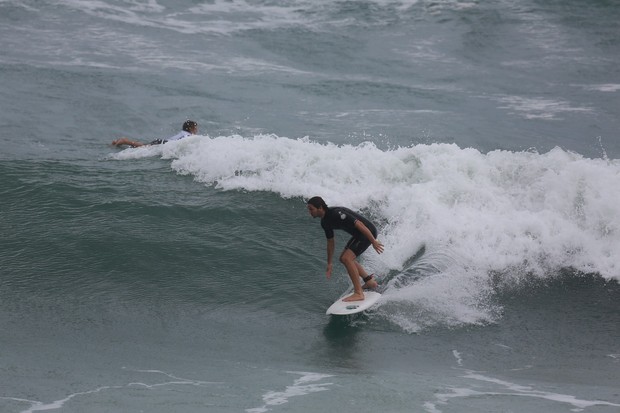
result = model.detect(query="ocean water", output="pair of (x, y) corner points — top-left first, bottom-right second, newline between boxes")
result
(1, 0), (619, 412)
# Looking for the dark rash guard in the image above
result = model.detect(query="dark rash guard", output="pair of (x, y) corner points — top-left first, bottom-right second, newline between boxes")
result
(320, 207), (378, 256)
(320, 207), (377, 239)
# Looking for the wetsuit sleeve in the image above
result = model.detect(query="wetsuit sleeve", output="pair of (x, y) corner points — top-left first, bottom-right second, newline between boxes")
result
(321, 221), (334, 239)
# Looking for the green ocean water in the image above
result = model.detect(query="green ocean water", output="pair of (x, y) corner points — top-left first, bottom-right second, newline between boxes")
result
(1, 1), (619, 412)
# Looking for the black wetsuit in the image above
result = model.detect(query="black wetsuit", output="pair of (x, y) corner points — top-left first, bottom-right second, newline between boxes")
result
(320, 207), (377, 256)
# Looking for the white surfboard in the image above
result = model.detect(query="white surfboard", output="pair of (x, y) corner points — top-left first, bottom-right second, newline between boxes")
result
(326, 291), (382, 316)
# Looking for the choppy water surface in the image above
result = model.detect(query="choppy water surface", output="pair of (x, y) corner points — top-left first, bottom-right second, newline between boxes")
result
(1, 1), (618, 412)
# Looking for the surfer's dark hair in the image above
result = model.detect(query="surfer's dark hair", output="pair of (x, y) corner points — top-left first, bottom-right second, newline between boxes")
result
(182, 120), (197, 132)
(307, 196), (328, 210)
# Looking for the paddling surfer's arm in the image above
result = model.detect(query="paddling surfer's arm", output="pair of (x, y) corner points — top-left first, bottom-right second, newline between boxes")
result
(326, 237), (335, 278)
(354, 220), (384, 254)
(111, 137), (145, 148)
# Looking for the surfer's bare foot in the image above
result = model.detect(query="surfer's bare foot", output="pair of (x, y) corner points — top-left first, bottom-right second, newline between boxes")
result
(362, 274), (378, 290)
(362, 278), (378, 290)
(343, 293), (365, 302)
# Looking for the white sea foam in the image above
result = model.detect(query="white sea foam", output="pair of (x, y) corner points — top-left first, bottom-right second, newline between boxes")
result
(452, 350), (463, 366)
(425, 355), (620, 413)
(52, 0), (324, 35)
(494, 96), (594, 120)
(246, 371), (334, 413)
(55, 0), (204, 34)
(582, 84), (620, 93)
(2, 368), (214, 413)
(111, 135), (620, 328)
(49, 0), (472, 36)
(461, 371), (619, 412)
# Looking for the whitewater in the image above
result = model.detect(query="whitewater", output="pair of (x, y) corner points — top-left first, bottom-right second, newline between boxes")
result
(111, 134), (620, 281)
(108, 134), (620, 333)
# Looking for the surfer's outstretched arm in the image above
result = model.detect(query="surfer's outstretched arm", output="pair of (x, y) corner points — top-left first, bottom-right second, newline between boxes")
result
(326, 238), (335, 279)
(111, 138), (145, 148)
(354, 220), (384, 254)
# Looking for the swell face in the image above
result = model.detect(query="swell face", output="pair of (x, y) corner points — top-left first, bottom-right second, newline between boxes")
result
(107, 136), (620, 331)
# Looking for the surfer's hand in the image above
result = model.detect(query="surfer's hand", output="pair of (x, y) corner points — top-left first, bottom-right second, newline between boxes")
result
(326, 263), (333, 279)
(373, 240), (384, 254)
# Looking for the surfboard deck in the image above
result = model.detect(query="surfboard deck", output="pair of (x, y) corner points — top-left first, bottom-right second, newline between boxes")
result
(326, 291), (382, 316)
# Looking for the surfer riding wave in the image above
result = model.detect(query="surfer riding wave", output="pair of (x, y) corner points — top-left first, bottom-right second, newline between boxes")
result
(307, 196), (383, 302)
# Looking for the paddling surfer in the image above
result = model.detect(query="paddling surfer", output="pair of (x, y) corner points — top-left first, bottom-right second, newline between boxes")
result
(111, 120), (198, 148)
(307, 196), (383, 302)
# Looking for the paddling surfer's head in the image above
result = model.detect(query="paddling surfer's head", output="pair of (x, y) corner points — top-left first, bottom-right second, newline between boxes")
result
(182, 120), (198, 134)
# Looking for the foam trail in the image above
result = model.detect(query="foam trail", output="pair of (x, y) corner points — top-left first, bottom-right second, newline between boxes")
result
(246, 371), (334, 413)
(452, 350), (463, 366)
(424, 360), (620, 413)
(1, 368), (216, 413)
